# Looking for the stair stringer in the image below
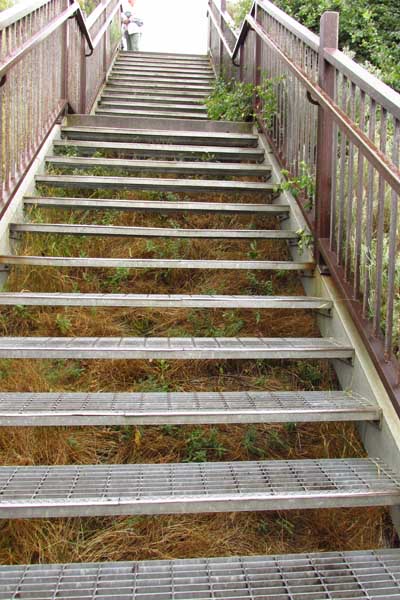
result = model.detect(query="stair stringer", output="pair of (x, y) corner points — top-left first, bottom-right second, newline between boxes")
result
(0, 122), (62, 283)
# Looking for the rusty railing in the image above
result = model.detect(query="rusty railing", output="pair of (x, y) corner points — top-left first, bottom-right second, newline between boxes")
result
(0, 0), (122, 212)
(208, 0), (400, 414)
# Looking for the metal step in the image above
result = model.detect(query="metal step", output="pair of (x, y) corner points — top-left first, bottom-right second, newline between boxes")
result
(0, 391), (379, 426)
(53, 139), (265, 161)
(0, 293), (332, 309)
(99, 100), (208, 113)
(0, 337), (352, 359)
(107, 78), (212, 92)
(24, 196), (289, 215)
(103, 85), (209, 99)
(113, 64), (214, 76)
(11, 223), (297, 240)
(96, 107), (209, 120)
(0, 458), (395, 518)
(116, 58), (212, 68)
(61, 126), (259, 147)
(2, 549), (398, 600)
(101, 91), (208, 105)
(111, 69), (214, 81)
(45, 156), (272, 178)
(0, 255), (313, 271)
(121, 51), (209, 60)
(35, 175), (275, 194)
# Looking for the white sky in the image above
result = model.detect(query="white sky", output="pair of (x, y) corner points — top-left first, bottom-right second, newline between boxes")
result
(134, 0), (209, 54)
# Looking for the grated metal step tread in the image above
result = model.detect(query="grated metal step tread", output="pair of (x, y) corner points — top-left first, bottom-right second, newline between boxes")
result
(61, 126), (259, 147)
(11, 223), (297, 239)
(104, 85), (209, 98)
(110, 70), (214, 81)
(35, 175), (275, 194)
(101, 91), (208, 103)
(53, 139), (265, 161)
(121, 51), (210, 60)
(24, 196), (288, 214)
(0, 458), (397, 518)
(0, 255), (314, 271)
(0, 336), (352, 359)
(107, 79), (212, 92)
(0, 293), (330, 309)
(0, 391), (379, 426)
(108, 75), (213, 86)
(1, 549), (400, 599)
(112, 65), (214, 76)
(99, 100), (208, 112)
(45, 156), (271, 177)
(96, 107), (209, 120)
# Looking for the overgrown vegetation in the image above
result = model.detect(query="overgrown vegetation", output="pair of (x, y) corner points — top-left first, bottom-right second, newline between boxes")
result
(227, 0), (400, 90)
(206, 76), (280, 123)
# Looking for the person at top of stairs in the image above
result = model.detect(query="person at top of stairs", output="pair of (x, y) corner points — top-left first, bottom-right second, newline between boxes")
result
(122, 0), (143, 51)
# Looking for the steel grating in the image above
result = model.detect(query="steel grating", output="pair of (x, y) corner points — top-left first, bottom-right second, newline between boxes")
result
(1, 549), (400, 599)
(0, 390), (379, 426)
(0, 293), (332, 309)
(11, 223), (297, 240)
(0, 337), (353, 359)
(0, 458), (398, 518)
(35, 174), (274, 193)
(0, 256), (314, 271)
(23, 197), (290, 215)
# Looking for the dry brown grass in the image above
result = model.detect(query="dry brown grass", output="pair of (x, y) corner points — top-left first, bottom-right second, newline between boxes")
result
(0, 179), (394, 565)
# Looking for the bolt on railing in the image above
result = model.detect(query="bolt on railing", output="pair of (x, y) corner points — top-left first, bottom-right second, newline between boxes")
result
(208, 0), (400, 414)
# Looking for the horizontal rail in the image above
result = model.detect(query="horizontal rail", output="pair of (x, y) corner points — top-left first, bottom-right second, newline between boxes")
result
(324, 49), (400, 121)
(207, 6), (234, 59)
(0, 3), (92, 85)
(0, 0), (122, 211)
(246, 15), (400, 195)
(0, 0), (52, 29)
(208, 0), (400, 414)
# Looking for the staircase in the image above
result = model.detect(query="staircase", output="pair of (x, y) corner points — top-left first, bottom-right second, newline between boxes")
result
(0, 50), (400, 598)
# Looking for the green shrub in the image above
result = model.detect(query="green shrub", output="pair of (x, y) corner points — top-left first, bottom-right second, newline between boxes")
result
(206, 77), (255, 121)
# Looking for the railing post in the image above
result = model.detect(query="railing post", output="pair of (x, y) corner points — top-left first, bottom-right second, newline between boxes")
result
(80, 35), (87, 113)
(253, 3), (261, 109)
(61, 15), (69, 106)
(219, 0), (226, 75)
(315, 11), (338, 258)
(103, 0), (108, 76)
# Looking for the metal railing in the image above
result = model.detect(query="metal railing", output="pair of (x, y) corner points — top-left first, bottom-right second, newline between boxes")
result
(0, 0), (121, 213)
(208, 0), (400, 414)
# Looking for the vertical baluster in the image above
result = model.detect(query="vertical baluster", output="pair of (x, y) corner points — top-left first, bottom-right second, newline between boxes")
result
(362, 98), (377, 319)
(344, 82), (356, 280)
(353, 89), (365, 297)
(384, 119), (400, 359)
(337, 75), (348, 263)
(373, 107), (387, 336)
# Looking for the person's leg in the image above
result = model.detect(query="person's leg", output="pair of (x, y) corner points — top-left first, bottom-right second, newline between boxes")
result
(125, 31), (134, 51)
(132, 32), (140, 51)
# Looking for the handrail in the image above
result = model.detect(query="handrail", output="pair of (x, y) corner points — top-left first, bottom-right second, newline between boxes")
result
(247, 15), (400, 195)
(0, 2), (92, 87)
(0, 0), (52, 29)
(0, 0), (122, 217)
(324, 49), (400, 121)
(208, 0), (400, 415)
(91, 0), (121, 50)
(208, 7), (234, 59)
(257, 0), (319, 51)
